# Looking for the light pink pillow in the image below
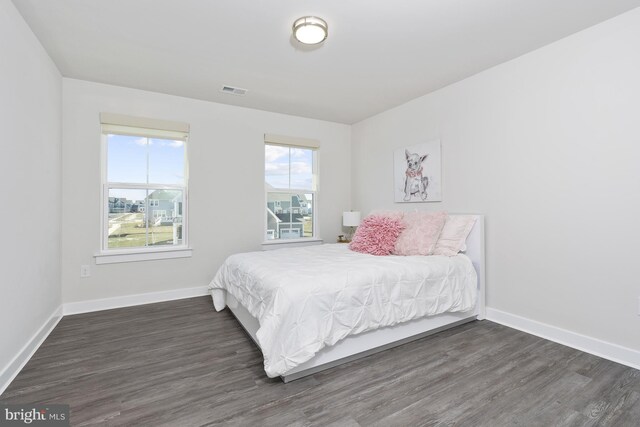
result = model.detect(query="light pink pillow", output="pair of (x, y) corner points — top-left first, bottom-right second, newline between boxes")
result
(367, 210), (404, 221)
(433, 215), (477, 256)
(393, 211), (447, 256)
(348, 215), (405, 256)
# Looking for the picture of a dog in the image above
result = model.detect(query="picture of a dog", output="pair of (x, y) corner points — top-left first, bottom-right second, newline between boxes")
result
(403, 149), (429, 201)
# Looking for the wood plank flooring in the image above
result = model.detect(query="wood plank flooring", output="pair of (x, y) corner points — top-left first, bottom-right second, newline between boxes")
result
(1, 297), (639, 426)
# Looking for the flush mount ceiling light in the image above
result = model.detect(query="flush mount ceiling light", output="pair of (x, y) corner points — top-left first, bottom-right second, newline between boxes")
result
(292, 16), (328, 45)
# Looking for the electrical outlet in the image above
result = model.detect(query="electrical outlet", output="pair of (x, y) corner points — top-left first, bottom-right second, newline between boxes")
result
(80, 265), (91, 278)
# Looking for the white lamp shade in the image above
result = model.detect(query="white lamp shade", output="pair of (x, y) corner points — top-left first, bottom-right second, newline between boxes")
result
(343, 211), (361, 227)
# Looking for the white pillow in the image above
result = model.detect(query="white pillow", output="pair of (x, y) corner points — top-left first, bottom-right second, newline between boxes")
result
(433, 215), (476, 256)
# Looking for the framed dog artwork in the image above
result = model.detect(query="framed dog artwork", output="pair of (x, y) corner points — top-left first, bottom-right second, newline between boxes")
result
(394, 140), (442, 202)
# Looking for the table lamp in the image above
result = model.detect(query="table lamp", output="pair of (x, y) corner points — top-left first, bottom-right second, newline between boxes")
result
(342, 211), (361, 241)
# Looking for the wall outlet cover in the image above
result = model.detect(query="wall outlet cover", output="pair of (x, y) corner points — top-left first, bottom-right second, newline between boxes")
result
(80, 265), (90, 278)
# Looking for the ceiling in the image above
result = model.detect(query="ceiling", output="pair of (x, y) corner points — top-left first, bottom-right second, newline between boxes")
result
(12, 0), (640, 124)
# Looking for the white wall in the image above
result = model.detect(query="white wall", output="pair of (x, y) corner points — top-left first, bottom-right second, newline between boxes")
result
(352, 8), (640, 351)
(0, 0), (62, 378)
(62, 79), (351, 303)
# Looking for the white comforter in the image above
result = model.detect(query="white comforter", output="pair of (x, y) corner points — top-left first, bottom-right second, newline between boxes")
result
(209, 244), (477, 377)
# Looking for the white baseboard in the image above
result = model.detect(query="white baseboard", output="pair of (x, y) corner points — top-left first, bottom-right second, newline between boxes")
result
(63, 286), (210, 315)
(485, 307), (640, 371)
(0, 306), (63, 396)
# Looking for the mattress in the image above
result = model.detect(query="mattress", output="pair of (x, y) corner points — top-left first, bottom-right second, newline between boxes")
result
(209, 243), (477, 377)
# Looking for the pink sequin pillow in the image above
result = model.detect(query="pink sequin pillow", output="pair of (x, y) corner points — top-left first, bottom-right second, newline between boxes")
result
(393, 211), (447, 256)
(349, 215), (406, 256)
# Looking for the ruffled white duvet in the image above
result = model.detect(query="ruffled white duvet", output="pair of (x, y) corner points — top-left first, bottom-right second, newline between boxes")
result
(209, 244), (477, 377)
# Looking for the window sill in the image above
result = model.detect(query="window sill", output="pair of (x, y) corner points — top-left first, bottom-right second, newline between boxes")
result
(261, 238), (323, 250)
(94, 247), (192, 265)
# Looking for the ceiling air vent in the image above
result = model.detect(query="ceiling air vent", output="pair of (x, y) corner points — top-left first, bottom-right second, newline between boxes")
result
(220, 85), (248, 96)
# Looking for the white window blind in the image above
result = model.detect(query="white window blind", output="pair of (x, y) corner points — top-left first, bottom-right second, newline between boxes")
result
(264, 133), (320, 149)
(100, 113), (189, 141)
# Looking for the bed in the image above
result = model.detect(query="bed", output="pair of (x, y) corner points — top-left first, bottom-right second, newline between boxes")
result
(209, 214), (485, 382)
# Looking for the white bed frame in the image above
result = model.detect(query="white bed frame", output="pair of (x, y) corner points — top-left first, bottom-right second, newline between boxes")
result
(225, 214), (485, 383)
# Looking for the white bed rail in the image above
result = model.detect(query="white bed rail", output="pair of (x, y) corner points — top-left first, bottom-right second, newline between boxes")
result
(463, 214), (486, 320)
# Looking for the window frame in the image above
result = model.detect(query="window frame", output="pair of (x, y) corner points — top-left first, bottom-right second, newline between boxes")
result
(97, 127), (191, 263)
(264, 142), (319, 244)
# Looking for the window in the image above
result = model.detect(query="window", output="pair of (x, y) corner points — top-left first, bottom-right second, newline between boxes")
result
(100, 113), (189, 256)
(264, 134), (319, 241)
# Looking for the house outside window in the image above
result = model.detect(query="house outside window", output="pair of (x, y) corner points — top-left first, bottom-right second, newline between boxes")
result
(99, 113), (189, 257)
(264, 133), (319, 241)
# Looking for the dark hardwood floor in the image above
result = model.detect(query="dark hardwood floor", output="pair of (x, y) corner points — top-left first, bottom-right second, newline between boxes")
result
(2, 297), (639, 426)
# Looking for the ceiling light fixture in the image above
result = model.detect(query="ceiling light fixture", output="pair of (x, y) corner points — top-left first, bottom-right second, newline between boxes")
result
(292, 16), (328, 45)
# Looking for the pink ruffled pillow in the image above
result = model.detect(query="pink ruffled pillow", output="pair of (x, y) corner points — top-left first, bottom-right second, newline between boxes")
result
(349, 215), (405, 256)
(393, 211), (447, 256)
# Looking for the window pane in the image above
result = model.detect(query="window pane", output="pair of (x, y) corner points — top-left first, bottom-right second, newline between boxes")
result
(148, 138), (185, 185)
(147, 189), (184, 247)
(265, 145), (314, 191)
(107, 188), (184, 249)
(302, 193), (313, 237)
(107, 188), (148, 249)
(290, 148), (313, 191)
(107, 134), (148, 183)
(265, 145), (290, 189)
(266, 192), (313, 239)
